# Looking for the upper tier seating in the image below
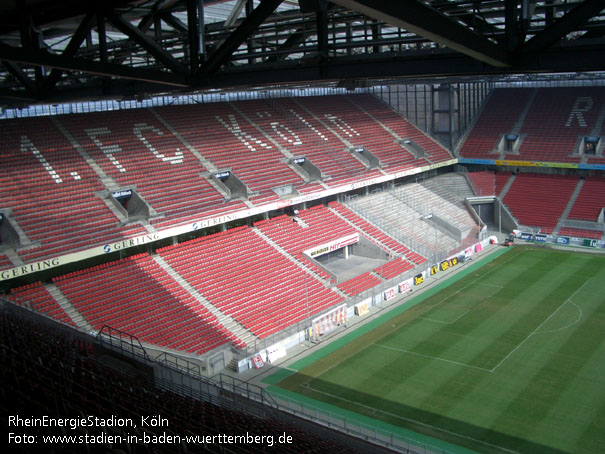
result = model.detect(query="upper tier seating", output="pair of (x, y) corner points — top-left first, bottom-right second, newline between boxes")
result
(460, 87), (605, 163)
(155, 102), (305, 205)
(293, 95), (444, 173)
(347, 94), (453, 164)
(0, 254), (12, 271)
(57, 108), (245, 230)
(158, 226), (344, 339)
(503, 173), (578, 231)
(567, 176), (605, 221)
(460, 88), (530, 158)
(0, 116), (142, 263)
(0, 94), (451, 268)
(7, 281), (76, 327)
(53, 253), (235, 355)
(227, 98), (368, 185)
(518, 87), (605, 163)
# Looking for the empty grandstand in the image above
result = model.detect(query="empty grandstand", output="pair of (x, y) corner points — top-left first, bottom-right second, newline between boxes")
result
(2, 1), (605, 453)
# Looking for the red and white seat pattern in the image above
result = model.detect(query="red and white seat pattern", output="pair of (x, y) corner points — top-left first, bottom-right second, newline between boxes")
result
(53, 253), (235, 355)
(158, 226), (343, 339)
(7, 281), (76, 327)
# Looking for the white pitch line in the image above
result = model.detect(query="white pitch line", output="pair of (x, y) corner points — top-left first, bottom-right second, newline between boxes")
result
(373, 342), (493, 372)
(535, 300), (583, 334)
(419, 284), (503, 325)
(490, 280), (590, 373)
(305, 384), (521, 454)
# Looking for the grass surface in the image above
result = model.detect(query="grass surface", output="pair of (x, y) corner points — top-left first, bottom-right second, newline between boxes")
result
(274, 247), (605, 454)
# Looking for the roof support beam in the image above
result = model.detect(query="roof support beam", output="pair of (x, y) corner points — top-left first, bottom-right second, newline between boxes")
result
(330, 0), (510, 67)
(186, 0), (203, 73)
(160, 13), (188, 34)
(2, 61), (37, 96)
(505, 0), (519, 52)
(0, 42), (188, 88)
(107, 11), (187, 74)
(521, 0), (605, 53)
(202, 0), (283, 75)
(40, 13), (96, 95)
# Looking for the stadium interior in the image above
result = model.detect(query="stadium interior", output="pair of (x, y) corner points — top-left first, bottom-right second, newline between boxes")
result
(1, 1), (605, 453)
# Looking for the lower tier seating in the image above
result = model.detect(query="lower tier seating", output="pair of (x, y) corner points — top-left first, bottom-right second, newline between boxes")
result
(568, 176), (605, 221)
(337, 272), (382, 297)
(1, 311), (362, 454)
(558, 227), (603, 240)
(158, 226), (344, 339)
(503, 173), (578, 230)
(7, 281), (76, 327)
(53, 254), (234, 355)
(373, 257), (415, 280)
(466, 171), (496, 196)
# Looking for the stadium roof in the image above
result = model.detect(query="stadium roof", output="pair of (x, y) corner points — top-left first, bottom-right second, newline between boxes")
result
(1, 0), (604, 107)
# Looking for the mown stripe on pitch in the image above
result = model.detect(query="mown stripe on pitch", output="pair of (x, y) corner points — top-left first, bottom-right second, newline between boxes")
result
(487, 278), (605, 452)
(398, 251), (557, 371)
(270, 247), (512, 379)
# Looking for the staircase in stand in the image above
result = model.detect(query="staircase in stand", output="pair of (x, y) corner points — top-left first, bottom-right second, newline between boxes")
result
(152, 255), (257, 347)
(46, 283), (93, 331)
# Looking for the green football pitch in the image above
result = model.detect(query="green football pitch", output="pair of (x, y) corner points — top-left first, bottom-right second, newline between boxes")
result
(270, 247), (605, 454)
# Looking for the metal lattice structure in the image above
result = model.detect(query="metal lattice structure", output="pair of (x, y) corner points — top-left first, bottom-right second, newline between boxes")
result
(0, 0), (604, 107)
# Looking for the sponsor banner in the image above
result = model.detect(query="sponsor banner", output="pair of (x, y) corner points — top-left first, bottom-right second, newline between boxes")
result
(458, 158), (496, 165)
(464, 247), (474, 258)
(557, 236), (570, 245)
(578, 163), (605, 171)
(0, 159), (458, 282)
(304, 232), (359, 258)
(384, 286), (397, 301)
(355, 300), (370, 317)
(440, 256), (459, 271)
(535, 234), (547, 243)
(293, 157), (305, 165)
(583, 239), (598, 248)
(398, 279), (412, 293)
(252, 354), (264, 369)
(313, 304), (347, 337)
(430, 264), (439, 275)
(495, 159), (579, 169)
(519, 232), (533, 241)
(414, 273), (424, 286)
(439, 255), (460, 271)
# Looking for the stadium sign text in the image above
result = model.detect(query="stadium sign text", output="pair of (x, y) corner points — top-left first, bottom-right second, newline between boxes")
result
(0, 258), (61, 280)
(0, 159), (457, 282)
(103, 233), (161, 253)
(304, 233), (359, 258)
